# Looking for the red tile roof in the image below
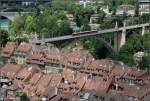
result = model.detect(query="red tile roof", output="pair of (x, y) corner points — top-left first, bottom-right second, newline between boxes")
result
(84, 76), (113, 93)
(16, 67), (32, 82)
(0, 64), (23, 79)
(28, 72), (43, 86)
(1, 42), (16, 58)
(65, 50), (93, 63)
(123, 84), (149, 99)
(49, 74), (62, 87)
(26, 52), (45, 65)
(46, 48), (63, 62)
(110, 65), (130, 77)
(35, 74), (52, 96)
(16, 43), (32, 53)
(125, 68), (148, 78)
(86, 59), (114, 72)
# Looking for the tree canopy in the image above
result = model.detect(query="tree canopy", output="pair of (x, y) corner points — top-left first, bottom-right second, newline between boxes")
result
(0, 29), (9, 46)
(108, 33), (150, 69)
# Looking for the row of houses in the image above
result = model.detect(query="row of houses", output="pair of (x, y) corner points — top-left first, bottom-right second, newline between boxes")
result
(1, 42), (94, 72)
(0, 42), (150, 101)
(0, 63), (149, 101)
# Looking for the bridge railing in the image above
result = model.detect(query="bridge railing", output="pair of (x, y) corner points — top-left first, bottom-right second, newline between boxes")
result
(27, 23), (150, 44)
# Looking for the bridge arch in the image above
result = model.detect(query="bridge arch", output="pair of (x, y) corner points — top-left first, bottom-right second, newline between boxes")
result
(30, 23), (150, 54)
(126, 28), (142, 39)
(0, 15), (12, 21)
(52, 37), (113, 58)
(51, 36), (116, 54)
(0, 15), (13, 21)
(0, 16), (11, 30)
(0, 12), (20, 21)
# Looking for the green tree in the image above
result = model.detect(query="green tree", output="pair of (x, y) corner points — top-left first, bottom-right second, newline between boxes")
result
(51, 0), (75, 11)
(56, 12), (67, 20)
(99, 18), (115, 29)
(20, 93), (29, 101)
(140, 13), (150, 23)
(10, 16), (25, 38)
(45, 15), (58, 37)
(139, 54), (150, 69)
(81, 17), (91, 31)
(134, 2), (139, 17)
(58, 20), (73, 36)
(25, 15), (35, 34)
(104, 0), (138, 15)
(143, 33), (150, 51)
(74, 5), (94, 27)
(120, 34), (144, 54)
(81, 24), (91, 31)
(108, 33), (150, 68)
(97, 10), (106, 23)
(0, 29), (9, 46)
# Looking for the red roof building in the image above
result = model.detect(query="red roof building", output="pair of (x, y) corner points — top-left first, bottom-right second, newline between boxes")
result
(0, 64), (23, 79)
(1, 42), (16, 58)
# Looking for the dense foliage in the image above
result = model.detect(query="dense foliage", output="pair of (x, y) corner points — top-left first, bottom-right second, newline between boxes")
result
(0, 29), (9, 46)
(109, 33), (150, 69)
(105, 0), (138, 15)
(20, 93), (29, 101)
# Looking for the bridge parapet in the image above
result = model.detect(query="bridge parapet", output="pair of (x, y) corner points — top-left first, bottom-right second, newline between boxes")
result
(35, 23), (149, 53)
(0, 12), (29, 21)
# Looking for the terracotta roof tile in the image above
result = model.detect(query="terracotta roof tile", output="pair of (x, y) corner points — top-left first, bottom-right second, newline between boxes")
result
(65, 50), (93, 63)
(41, 87), (58, 100)
(49, 74), (62, 87)
(1, 42), (16, 57)
(125, 68), (148, 78)
(87, 59), (114, 72)
(26, 52), (45, 65)
(28, 72), (43, 86)
(111, 64), (130, 77)
(46, 48), (63, 62)
(16, 43), (32, 53)
(123, 84), (149, 99)
(84, 76), (113, 93)
(0, 64), (23, 79)
(35, 74), (52, 96)
(16, 67), (32, 82)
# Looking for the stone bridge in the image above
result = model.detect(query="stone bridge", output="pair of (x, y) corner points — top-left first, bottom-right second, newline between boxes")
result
(29, 22), (150, 53)
(0, 12), (28, 21)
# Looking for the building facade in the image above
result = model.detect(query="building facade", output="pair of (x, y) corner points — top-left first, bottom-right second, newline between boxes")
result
(139, 0), (150, 15)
